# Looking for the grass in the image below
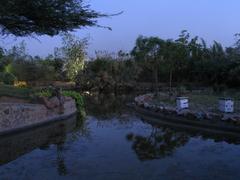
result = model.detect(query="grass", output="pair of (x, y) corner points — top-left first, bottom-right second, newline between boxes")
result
(153, 90), (240, 113)
(0, 84), (33, 99)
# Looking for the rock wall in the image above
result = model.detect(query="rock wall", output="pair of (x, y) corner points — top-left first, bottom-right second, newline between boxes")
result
(134, 94), (240, 123)
(0, 97), (77, 134)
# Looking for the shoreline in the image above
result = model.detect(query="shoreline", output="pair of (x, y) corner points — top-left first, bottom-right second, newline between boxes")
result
(134, 94), (240, 138)
(0, 98), (77, 136)
(135, 106), (240, 138)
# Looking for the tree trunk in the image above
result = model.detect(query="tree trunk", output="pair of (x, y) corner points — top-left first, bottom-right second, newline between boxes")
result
(169, 69), (173, 97)
(154, 66), (159, 95)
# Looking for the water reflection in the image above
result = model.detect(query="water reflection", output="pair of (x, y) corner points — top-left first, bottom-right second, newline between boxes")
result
(84, 94), (134, 119)
(0, 116), (77, 166)
(0, 95), (240, 179)
(140, 116), (240, 145)
(56, 144), (68, 176)
(86, 94), (240, 161)
(127, 127), (189, 161)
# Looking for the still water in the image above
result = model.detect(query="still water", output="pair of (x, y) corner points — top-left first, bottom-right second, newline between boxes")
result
(0, 95), (240, 180)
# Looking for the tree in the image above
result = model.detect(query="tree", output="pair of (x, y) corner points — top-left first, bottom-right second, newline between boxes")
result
(210, 41), (225, 60)
(131, 36), (165, 94)
(61, 34), (88, 81)
(0, 0), (109, 36)
(159, 39), (187, 95)
(161, 40), (177, 95)
(226, 34), (240, 61)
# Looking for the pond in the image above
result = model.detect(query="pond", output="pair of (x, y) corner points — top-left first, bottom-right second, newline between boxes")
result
(0, 94), (240, 180)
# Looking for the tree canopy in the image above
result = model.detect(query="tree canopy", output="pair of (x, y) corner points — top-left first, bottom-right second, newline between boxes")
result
(0, 0), (107, 36)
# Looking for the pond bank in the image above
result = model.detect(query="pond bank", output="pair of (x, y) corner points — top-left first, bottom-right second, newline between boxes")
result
(0, 97), (77, 136)
(134, 94), (240, 137)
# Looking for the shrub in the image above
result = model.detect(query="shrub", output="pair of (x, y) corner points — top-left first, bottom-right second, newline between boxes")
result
(0, 72), (4, 82)
(35, 89), (84, 112)
(14, 81), (27, 88)
(213, 84), (226, 93)
(62, 90), (84, 110)
(176, 85), (187, 96)
(35, 89), (52, 98)
(0, 84), (33, 99)
(3, 72), (17, 85)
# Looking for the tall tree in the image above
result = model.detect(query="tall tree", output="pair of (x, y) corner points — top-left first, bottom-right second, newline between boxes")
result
(210, 41), (225, 60)
(131, 36), (165, 94)
(0, 0), (109, 36)
(60, 33), (88, 81)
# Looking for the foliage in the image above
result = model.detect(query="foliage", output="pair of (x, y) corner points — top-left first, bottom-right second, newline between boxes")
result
(0, 84), (32, 99)
(131, 36), (165, 92)
(130, 31), (240, 88)
(35, 88), (84, 112)
(35, 89), (52, 98)
(60, 34), (88, 81)
(62, 90), (84, 110)
(2, 72), (17, 85)
(2, 30), (240, 91)
(0, 0), (108, 36)
(0, 72), (4, 82)
(75, 30), (240, 92)
(76, 51), (140, 92)
(0, 36), (88, 83)
(0, 41), (65, 82)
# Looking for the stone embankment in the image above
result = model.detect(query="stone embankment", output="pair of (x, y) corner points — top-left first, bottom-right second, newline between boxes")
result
(134, 94), (240, 124)
(0, 96), (77, 135)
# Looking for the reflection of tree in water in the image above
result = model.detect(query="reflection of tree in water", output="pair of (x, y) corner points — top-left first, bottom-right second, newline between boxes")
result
(127, 127), (189, 161)
(55, 115), (91, 176)
(0, 115), (91, 176)
(200, 134), (240, 145)
(85, 94), (133, 119)
(56, 143), (68, 176)
(69, 115), (91, 142)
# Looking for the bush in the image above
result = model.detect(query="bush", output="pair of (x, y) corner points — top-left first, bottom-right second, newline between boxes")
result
(0, 72), (4, 82)
(34, 89), (52, 98)
(176, 85), (188, 96)
(62, 90), (84, 110)
(35, 89), (84, 112)
(2, 72), (17, 85)
(0, 84), (33, 99)
(14, 81), (27, 88)
(213, 84), (226, 93)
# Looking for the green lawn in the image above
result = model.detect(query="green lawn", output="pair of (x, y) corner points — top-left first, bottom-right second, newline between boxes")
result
(0, 84), (33, 99)
(154, 90), (240, 113)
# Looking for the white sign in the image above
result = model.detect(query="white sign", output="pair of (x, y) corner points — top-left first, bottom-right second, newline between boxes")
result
(219, 98), (234, 113)
(176, 97), (189, 110)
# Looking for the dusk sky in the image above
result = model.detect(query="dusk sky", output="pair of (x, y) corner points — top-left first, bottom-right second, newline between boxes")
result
(1, 0), (240, 57)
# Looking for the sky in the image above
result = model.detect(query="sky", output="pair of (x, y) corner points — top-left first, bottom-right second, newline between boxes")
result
(1, 0), (240, 57)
